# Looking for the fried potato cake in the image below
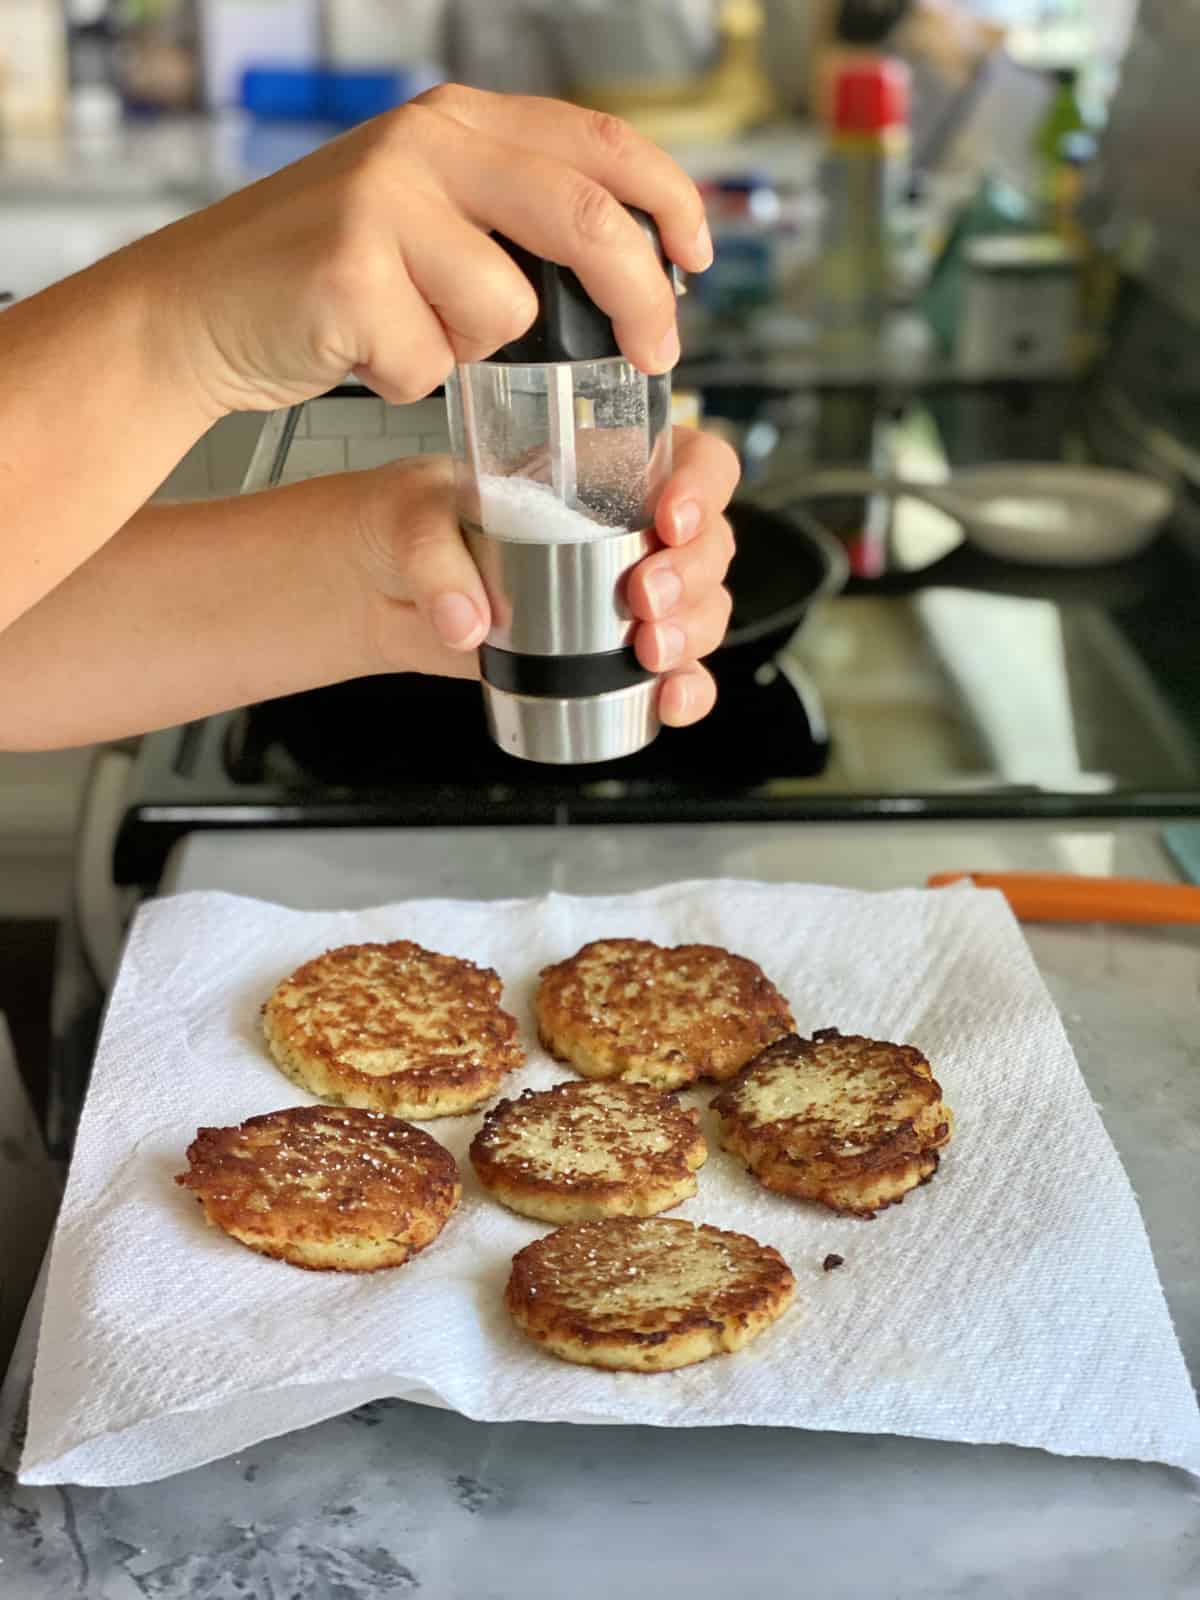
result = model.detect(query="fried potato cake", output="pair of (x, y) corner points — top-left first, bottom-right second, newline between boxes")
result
(535, 938), (794, 1091)
(470, 1080), (707, 1223)
(505, 1217), (796, 1372)
(263, 940), (523, 1119)
(175, 1104), (461, 1271)
(712, 1028), (954, 1218)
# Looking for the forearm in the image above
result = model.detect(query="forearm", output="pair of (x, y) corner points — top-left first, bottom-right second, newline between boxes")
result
(0, 246), (219, 632)
(0, 476), (376, 750)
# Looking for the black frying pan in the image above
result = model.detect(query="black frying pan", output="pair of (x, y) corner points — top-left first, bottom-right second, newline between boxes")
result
(721, 499), (846, 669)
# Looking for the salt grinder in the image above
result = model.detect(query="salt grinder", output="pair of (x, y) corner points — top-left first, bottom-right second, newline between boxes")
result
(444, 210), (676, 764)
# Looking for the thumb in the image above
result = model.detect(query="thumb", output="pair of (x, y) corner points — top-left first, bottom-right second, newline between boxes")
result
(371, 459), (492, 652)
(406, 524), (490, 653)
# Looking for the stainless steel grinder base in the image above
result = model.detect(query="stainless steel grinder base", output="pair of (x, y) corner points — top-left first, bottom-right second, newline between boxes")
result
(464, 518), (661, 766)
(481, 678), (659, 765)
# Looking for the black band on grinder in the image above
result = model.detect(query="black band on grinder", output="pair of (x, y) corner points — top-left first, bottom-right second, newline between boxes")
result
(480, 645), (653, 699)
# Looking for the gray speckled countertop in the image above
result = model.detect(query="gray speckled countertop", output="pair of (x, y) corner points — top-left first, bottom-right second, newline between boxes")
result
(3, 1394), (1199, 1599)
(3, 821), (1199, 1599)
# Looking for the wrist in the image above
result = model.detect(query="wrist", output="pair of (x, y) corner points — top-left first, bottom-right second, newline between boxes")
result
(285, 472), (389, 682)
(123, 227), (234, 430)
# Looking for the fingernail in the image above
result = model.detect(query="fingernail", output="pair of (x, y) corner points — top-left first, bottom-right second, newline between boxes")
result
(651, 622), (686, 669)
(432, 591), (482, 648)
(644, 566), (683, 618)
(671, 499), (702, 544)
(655, 324), (681, 370)
(693, 219), (714, 270)
(661, 672), (692, 724)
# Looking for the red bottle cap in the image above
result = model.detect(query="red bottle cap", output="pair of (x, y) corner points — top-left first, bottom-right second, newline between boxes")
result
(832, 58), (910, 134)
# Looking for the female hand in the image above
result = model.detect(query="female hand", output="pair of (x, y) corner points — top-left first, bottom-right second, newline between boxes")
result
(145, 84), (712, 418)
(354, 426), (738, 726)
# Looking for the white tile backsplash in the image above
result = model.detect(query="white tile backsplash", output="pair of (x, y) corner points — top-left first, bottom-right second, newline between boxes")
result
(347, 437), (421, 470)
(386, 398), (446, 435)
(155, 446), (214, 502)
(309, 396), (386, 437)
(150, 398), (450, 501)
(206, 411), (267, 493)
(278, 438), (349, 483)
(154, 412), (266, 502)
(390, 435), (425, 457)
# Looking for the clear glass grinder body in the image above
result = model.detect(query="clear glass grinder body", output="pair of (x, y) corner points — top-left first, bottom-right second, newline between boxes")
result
(445, 354), (672, 765)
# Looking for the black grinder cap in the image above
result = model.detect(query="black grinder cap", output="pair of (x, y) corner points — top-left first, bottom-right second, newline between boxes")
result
(487, 206), (679, 364)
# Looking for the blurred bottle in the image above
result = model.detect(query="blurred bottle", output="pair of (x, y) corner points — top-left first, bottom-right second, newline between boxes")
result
(672, 389), (703, 430)
(693, 175), (777, 321)
(688, 174), (825, 328)
(812, 0), (908, 123)
(1051, 127), (1096, 249)
(118, 0), (200, 116)
(64, 0), (121, 130)
(1034, 66), (1087, 215)
(0, 0), (69, 134)
(819, 56), (910, 350)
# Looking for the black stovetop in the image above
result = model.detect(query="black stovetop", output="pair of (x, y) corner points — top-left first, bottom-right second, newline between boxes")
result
(115, 523), (1200, 887)
(114, 378), (1200, 888)
(114, 651), (831, 885)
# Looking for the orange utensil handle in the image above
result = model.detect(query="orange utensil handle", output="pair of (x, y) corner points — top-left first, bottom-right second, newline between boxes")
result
(927, 871), (1200, 924)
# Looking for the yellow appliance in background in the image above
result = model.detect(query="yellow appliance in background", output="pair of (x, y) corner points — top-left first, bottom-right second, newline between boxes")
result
(572, 0), (777, 144)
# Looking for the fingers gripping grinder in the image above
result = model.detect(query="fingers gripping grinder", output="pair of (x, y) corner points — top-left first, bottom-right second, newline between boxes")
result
(445, 212), (676, 764)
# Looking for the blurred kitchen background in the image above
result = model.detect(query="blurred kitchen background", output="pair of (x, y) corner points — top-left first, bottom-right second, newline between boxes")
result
(2, 0), (1199, 1215)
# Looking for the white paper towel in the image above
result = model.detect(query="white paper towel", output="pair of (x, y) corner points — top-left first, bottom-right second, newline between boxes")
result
(21, 881), (1200, 1486)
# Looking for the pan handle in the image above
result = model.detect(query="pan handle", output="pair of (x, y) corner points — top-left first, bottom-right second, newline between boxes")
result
(758, 467), (971, 520)
(749, 482), (1160, 607)
(928, 870), (1200, 924)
